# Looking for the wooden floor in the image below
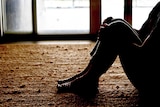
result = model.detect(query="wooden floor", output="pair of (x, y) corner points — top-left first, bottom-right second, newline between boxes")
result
(0, 42), (139, 107)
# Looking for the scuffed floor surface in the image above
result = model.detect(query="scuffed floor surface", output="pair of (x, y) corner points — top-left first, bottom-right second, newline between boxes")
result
(0, 43), (139, 107)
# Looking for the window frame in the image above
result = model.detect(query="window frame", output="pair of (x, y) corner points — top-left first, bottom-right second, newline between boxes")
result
(0, 0), (132, 41)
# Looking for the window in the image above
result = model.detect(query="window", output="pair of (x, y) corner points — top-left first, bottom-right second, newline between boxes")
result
(3, 0), (32, 34)
(0, 0), (2, 36)
(37, 0), (90, 34)
(1, 0), (90, 35)
(1, 0), (158, 38)
(132, 0), (159, 29)
(101, 0), (124, 23)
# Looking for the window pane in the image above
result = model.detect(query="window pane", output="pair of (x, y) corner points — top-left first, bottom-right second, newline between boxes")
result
(101, 0), (124, 23)
(4, 0), (32, 33)
(132, 0), (159, 29)
(0, 0), (2, 36)
(37, 0), (90, 34)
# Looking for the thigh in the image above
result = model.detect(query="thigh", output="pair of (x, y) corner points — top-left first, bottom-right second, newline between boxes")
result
(119, 34), (160, 92)
(118, 44), (144, 90)
(99, 19), (159, 91)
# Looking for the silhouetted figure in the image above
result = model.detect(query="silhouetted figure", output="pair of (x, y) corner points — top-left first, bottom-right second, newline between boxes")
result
(57, 2), (160, 106)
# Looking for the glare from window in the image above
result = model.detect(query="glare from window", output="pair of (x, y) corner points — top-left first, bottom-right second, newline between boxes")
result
(101, 0), (124, 23)
(37, 0), (90, 34)
(132, 0), (159, 29)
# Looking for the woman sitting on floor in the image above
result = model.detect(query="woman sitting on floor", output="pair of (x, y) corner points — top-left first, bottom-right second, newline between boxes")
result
(57, 1), (160, 106)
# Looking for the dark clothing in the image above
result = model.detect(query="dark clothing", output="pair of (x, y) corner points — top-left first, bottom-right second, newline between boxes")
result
(91, 2), (160, 92)
(90, 2), (160, 105)
(57, 2), (160, 106)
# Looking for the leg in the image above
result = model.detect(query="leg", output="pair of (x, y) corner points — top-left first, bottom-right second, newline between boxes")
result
(57, 39), (118, 97)
(99, 19), (144, 89)
(118, 16), (160, 106)
(58, 17), (114, 84)
(57, 18), (142, 97)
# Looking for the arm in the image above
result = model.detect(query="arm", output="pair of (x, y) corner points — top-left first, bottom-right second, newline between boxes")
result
(133, 17), (160, 47)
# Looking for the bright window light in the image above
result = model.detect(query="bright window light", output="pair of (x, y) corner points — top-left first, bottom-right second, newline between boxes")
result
(101, 0), (124, 23)
(37, 0), (90, 35)
(132, 0), (159, 29)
